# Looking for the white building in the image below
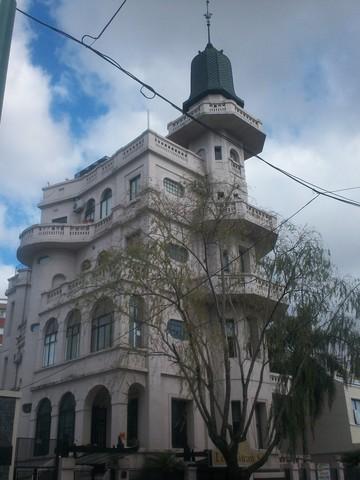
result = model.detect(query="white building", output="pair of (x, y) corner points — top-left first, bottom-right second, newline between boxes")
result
(0, 39), (285, 476)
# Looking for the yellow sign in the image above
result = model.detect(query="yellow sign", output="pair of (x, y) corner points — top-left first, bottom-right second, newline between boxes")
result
(212, 441), (263, 467)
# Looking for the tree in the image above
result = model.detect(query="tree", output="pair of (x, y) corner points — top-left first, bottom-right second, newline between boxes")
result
(83, 178), (360, 480)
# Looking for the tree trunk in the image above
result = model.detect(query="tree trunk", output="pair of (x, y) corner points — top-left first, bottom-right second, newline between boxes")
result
(226, 465), (250, 480)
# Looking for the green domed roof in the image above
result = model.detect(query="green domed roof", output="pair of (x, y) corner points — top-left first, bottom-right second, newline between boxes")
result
(183, 43), (244, 112)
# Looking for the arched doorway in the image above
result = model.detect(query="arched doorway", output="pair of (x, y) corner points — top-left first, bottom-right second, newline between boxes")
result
(90, 387), (111, 447)
(57, 392), (75, 452)
(34, 398), (51, 456)
(127, 383), (145, 447)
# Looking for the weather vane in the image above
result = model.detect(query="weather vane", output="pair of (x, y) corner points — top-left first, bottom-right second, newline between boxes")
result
(204, 0), (213, 45)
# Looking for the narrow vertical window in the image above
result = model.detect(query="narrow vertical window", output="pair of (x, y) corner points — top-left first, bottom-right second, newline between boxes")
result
(34, 399), (52, 456)
(100, 189), (112, 219)
(255, 402), (267, 449)
(129, 296), (143, 348)
(57, 393), (75, 452)
(130, 175), (141, 201)
(172, 399), (189, 448)
(222, 250), (230, 273)
(352, 399), (360, 425)
(91, 299), (113, 352)
(43, 319), (58, 367)
(214, 146), (222, 160)
(65, 310), (81, 361)
(85, 198), (95, 222)
(226, 319), (237, 358)
(231, 401), (241, 436)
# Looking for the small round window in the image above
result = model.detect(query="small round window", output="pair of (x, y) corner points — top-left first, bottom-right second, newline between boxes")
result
(167, 319), (186, 340)
(166, 244), (188, 263)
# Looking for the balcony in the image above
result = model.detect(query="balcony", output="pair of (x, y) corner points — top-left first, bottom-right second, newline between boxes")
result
(213, 273), (283, 304)
(167, 100), (265, 158)
(17, 215), (113, 266)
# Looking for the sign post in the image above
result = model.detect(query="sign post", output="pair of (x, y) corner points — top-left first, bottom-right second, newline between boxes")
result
(0, 0), (16, 122)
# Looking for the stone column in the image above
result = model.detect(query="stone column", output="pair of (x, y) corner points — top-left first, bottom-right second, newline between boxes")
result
(111, 400), (127, 447)
(336, 461), (345, 480)
(58, 457), (75, 480)
(305, 461), (317, 480)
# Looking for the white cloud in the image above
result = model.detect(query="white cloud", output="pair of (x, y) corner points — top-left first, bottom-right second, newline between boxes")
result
(0, 264), (15, 298)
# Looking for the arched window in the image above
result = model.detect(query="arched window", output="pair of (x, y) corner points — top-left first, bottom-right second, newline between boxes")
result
(163, 178), (184, 197)
(57, 393), (75, 452)
(43, 319), (58, 367)
(34, 398), (51, 456)
(100, 189), (112, 219)
(166, 244), (188, 263)
(91, 299), (113, 352)
(85, 198), (95, 222)
(229, 149), (242, 175)
(129, 296), (144, 348)
(51, 274), (66, 289)
(65, 311), (81, 361)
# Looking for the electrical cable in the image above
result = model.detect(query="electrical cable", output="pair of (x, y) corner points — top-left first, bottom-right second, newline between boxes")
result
(15, 7), (360, 209)
(18, 191), (320, 392)
(81, 0), (128, 46)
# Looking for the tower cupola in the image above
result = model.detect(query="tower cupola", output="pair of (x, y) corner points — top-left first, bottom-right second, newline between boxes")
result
(183, 43), (244, 112)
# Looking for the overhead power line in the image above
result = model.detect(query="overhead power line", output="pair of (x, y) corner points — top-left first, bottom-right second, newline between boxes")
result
(15, 7), (360, 209)
(81, 0), (129, 46)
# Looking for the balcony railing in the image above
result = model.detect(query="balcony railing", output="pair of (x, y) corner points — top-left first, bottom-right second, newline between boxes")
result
(168, 100), (263, 134)
(211, 200), (276, 231)
(213, 273), (283, 302)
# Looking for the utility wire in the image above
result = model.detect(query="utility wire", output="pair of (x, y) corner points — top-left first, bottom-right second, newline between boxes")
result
(15, 7), (360, 210)
(81, 0), (128, 46)
(18, 190), (320, 392)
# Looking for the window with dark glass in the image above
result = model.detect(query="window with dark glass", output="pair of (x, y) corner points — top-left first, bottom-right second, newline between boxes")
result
(129, 296), (143, 348)
(52, 216), (67, 224)
(352, 399), (360, 425)
(222, 250), (230, 273)
(226, 319), (237, 358)
(43, 319), (58, 367)
(255, 402), (267, 449)
(91, 299), (113, 352)
(229, 149), (242, 174)
(130, 175), (141, 201)
(127, 398), (138, 447)
(215, 146), (222, 160)
(57, 393), (75, 452)
(167, 319), (186, 340)
(34, 398), (51, 456)
(100, 189), (112, 219)
(231, 401), (241, 436)
(85, 198), (95, 222)
(66, 311), (81, 360)
(163, 178), (184, 197)
(171, 399), (189, 448)
(166, 244), (188, 263)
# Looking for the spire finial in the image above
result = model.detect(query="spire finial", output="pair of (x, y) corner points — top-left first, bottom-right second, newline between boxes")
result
(204, 0), (212, 45)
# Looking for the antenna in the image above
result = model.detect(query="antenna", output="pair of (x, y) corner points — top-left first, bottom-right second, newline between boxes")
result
(204, 0), (213, 45)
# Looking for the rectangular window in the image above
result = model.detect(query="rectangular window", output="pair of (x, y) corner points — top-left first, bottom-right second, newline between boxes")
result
(255, 402), (267, 449)
(352, 399), (360, 425)
(238, 247), (248, 273)
(222, 250), (230, 273)
(231, 401), (241, 436)
(214, 146), (222, 160)
(52, 216), (67, 224)
(226, 319), (237, 358)
(247, 318), (261, 359)
(172, 399), (189, 448)
(130, 175), (141, 201)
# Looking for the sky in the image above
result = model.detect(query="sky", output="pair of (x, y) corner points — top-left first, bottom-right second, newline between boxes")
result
(0, 0), (360, 297)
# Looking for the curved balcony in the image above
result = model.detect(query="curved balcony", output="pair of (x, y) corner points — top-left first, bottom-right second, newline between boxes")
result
(212, 273), (284, 304)
(17, 215), (113, 266)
